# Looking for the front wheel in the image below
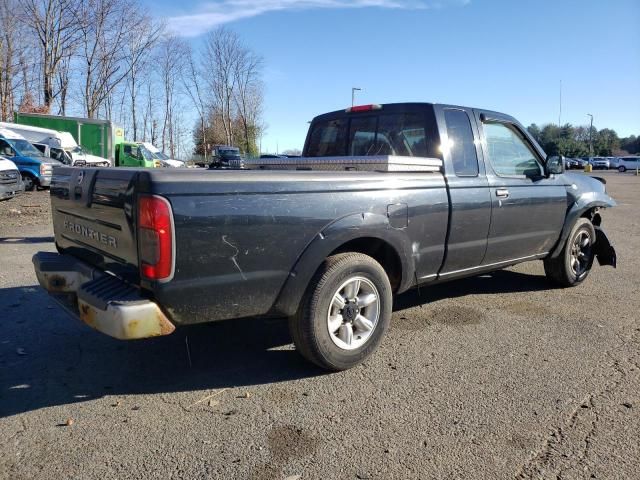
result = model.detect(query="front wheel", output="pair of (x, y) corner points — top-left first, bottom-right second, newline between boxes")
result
(289, 252), (392, 371)
(544, 218), (596, 287)
(618, 166), (626, 173)
(21, 174), (35, 191)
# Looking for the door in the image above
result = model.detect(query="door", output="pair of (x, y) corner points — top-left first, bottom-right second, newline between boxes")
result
(435, 106), (492, 275)
(476, 111), (566, 265)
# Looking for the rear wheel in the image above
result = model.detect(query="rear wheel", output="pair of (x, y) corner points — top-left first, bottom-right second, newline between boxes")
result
(544, 218), (596, 287)
(21, 173), (35, 191)
(289, 252), (392, 371)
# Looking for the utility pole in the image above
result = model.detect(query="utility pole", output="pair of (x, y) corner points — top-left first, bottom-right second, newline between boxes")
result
(587, 114), (594, 156)
(558, 80), (562, 126)
(352, 87), (362, 107)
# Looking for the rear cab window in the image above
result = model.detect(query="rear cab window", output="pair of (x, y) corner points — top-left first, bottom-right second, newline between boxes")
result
(305, 108), (436, 158)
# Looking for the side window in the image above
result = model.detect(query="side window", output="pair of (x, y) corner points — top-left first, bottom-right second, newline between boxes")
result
(444, 109), (479, 176)
(307, 118), (347, 157)
(0, 139), (14, 157)
(124, 145), (132, 155)
(483, 122), (542, 177)
(349, 116), (377, 156)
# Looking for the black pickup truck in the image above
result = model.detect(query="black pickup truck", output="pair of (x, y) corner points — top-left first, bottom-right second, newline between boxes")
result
(33, 103), (617, 370)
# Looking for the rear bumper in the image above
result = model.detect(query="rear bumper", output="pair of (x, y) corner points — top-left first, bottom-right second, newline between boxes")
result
(32, 252), (175, 340)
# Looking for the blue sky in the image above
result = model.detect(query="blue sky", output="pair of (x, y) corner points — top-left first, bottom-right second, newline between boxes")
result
(146, 0), (640, 153)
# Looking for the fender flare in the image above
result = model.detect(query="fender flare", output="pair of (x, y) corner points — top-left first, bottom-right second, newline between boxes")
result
(271, 212), (415, 317)
(549, 192), (617, 258)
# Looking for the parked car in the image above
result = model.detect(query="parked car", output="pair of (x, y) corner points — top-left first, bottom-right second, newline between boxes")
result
(564, 158), (582, 169)
(0, 127), (62, 191)
(590, 157), (610, 170)
(617, 156), (640, 172)
(33, 102), (617, 371)
(0, 155), (24, 200)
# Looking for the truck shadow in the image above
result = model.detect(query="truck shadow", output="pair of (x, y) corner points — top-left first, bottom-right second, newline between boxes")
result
(393, 269), (551, 312)
(1, 269), (549, 418)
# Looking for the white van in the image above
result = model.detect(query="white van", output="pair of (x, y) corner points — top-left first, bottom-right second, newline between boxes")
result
(0, 155), (24, 200)
(0, 122), (110, 167)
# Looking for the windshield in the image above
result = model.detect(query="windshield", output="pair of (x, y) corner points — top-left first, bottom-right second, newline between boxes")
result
(156, 151), (170, 160)
(71, 145), (91, 155)
(219, 149), (240, 156)
(138, 145), (156, 161)
(11, 139), (44, 157)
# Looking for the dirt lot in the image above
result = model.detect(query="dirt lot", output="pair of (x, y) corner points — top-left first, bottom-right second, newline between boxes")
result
(0, 173), (639, 480)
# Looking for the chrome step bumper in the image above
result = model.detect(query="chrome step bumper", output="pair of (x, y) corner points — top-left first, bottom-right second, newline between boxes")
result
(33, 252), (175, 340)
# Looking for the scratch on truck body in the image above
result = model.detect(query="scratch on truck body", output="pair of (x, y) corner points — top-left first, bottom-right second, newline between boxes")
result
(222, 235), (247, 280)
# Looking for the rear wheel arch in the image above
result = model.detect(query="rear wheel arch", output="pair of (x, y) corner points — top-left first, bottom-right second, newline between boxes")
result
(272, 233), (411, 317)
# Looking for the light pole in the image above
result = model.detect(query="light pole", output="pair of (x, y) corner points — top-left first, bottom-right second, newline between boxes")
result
(587, 114), (594, 156)
(351, 87), (361, 107)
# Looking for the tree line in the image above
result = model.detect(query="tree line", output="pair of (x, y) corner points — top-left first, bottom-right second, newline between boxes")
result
(526, 123), (639, 158)
(0, 0), (265, 158)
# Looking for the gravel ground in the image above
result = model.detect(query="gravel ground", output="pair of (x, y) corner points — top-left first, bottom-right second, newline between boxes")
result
(0, 172), (639, 480)
(0, 191), (52, 229)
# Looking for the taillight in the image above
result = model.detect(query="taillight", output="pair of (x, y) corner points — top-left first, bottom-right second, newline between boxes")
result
(138, 195), (174, 281)
(345, 104), (382, 113)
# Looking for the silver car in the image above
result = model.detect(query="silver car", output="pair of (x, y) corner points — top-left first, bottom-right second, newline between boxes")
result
(591, 157), (610, 169)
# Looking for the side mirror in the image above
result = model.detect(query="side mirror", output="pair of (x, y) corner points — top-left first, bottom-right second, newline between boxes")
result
(545, 155), (565, 176)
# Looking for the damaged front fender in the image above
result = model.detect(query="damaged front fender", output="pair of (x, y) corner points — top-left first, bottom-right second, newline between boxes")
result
(594, 225), (617, 268)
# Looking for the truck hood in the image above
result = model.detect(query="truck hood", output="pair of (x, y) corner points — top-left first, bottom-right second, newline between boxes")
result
(161, 159), (185, 168)
(0, 158), (19, 171)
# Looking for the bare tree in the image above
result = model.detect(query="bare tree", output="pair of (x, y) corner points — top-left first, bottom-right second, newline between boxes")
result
(55, 51), (73, 114)
(156, 35), (186, 156)
(76, 0), (158, 119)
(0, 0), (18, 120)
(183, 44), (209, 157)
(1, 0), (41, 119)
(124, 14), (163, 140)
(200, 27), (264, 154)
(203, 27), (242, 146)
(20, 0), (80, 111)
(233, 46), (263, 156)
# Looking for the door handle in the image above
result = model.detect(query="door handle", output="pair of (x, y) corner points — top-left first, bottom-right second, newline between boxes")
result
(495, 188), (510, 198)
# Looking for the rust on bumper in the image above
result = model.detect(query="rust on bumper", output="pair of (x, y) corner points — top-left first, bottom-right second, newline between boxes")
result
(33, 252), (176, 340)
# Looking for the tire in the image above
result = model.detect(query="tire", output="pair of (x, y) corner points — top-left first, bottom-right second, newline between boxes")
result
(289, 252), (393, 371)
(544, 218), (596, 287)
(618, 166), (626, 173)
(21, 173), (35, 191)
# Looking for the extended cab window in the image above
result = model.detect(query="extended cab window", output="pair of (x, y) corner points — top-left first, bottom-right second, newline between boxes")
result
(307, 113), (428, 157)
(483, 122), (542, 177)
(307, 119), (348, 157)
(444, 109), (478, 176)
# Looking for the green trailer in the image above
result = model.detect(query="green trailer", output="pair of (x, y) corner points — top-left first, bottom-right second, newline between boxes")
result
(13, 113), (158, 168)
(14, 112), (123, 163)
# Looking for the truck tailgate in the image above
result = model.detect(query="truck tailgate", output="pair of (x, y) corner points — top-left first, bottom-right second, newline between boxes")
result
(50, 167), (140, 283)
